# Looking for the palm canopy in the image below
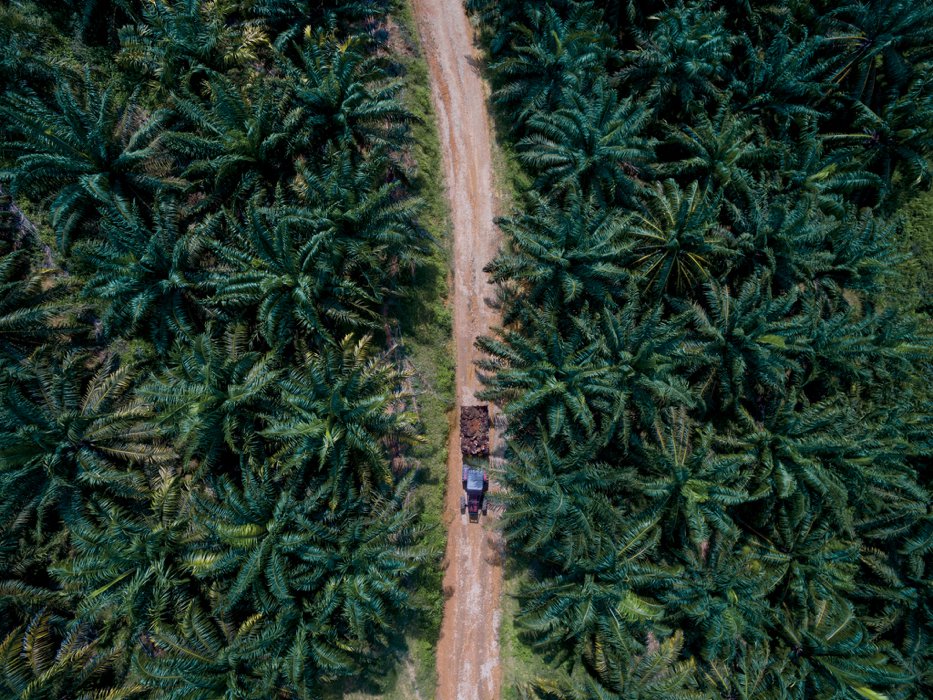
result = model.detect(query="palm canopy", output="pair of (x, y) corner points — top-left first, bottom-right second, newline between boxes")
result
(485, 192), (630, 318)
(262, 334), (420, 502)
(141, 326), (279, 471)
(76, 197), (201, 352)
(620, 3), (735, 117)
(821, 0), (933, 105)
(145, 470), (427, 695)
(0, 352), (171, 546)
(0, 248), (73, 367)
(209, 204), (378, 349)
(518, 79), (654, 206)
(279, 30), (415, 155)
(1, 74), (179, 250)
(116, 0), (269, 93)
(163, 74), (291, 206)
(478, 300), (690, 448)
(625, 180), (734, 297)
(490, 3), (615, 128)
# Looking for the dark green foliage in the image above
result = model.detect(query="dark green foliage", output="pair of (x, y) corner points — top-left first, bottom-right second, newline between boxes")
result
(76, 198), (201, 351)
(471, 0), (933, 697)
(518, 78), (654, 206)
(0, 248), (73, 366)
(489, 3), (615, 129)
(1, 73), (179, 250)
(0, 0), (439, 696)
(279, 31), (415, 154)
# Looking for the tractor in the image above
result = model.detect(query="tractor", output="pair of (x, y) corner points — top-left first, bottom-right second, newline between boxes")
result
(460, 466), (489, 522)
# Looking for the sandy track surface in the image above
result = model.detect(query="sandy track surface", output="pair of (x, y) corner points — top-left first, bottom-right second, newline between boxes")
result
(409, 1), (504, 698)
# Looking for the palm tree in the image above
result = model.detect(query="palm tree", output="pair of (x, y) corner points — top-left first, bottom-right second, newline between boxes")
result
(137, 600), (286, 698)
(52, 467), (192, 650)
(76, 197), (202, 352)
(479, 300), (691, 447)
(0, 248), (73, 366)
(163, 74), (291, 206)
(661, 106), (766, 208)
(490, 4), (614, 128)
(477, 305), (627, 446)
(625, 180), (733, 297)
(824, 82), (933, 191)
(254, 0), (379, 44)
(484, 192), (630, 318)
(680, 273), (806, 412)
(116, 0), (269, 93)
(289, 147), (427, 300)
(0, 352), (171, 546)
(514, 519), (668, 661)
(620, 3), (734, 116)
(151, 471), (428, 695)
(1, 73), (180, 249)
(527, 630), (706, 700)
(279, 31), (414, 155)
(777, 596), (910, 699)
(497, 437), (626, 565)
(622, 407), (750, 552)
(731, 30), (834, 123)
(141, 326), (279, 471)
(821, 0), (933, 106)
(209, 204), (380, 349)
(518, 79), (654, 206)
(0, 613), (145, 699)
(662, 532), (781, 663)
(262, 335), (420, 501)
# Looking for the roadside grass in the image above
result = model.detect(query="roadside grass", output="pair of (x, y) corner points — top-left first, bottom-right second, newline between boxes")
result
(499, 561), (554, 700)
(889, 186), (933, 317)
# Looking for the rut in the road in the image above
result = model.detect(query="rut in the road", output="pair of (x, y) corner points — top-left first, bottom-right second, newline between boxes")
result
(409, 1), (504, 699)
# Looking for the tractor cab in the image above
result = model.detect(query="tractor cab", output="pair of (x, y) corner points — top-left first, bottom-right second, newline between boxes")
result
(460, 466), (488, 522)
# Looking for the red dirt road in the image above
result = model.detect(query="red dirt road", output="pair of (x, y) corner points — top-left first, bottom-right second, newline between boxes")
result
(409, 1), (504, 698)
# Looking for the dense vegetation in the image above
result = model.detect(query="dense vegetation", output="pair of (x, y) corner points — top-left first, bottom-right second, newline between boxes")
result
(468, 0), (932, 698)
(0, 1), (444, 697)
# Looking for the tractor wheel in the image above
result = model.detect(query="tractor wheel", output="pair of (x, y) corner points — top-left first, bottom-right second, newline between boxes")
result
(482, 503), (488, 516)
(460, 496), (466, 514)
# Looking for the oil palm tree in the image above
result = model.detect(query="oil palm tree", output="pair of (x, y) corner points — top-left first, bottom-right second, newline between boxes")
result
(620, 3), (734, 117)
(0, 613), (145, 699)
(141, 326), (279, 471)
(254, 0), (379, 44)
(490, 3), (614, 128)
(680, 273), (806, 412)
(116, 0), (269, 93)
(76, 197), (202, 352)
(484, 191), (630, 318)
(0, 248), (73, 366)
(623, 407), (751, 551)
(527, 630), (706, 700)
(1, 74), (180, 249)
(262, 334), (420, 501)
(159, 471), (428, 695)
(625, 180), (733, 297)
(51, 467), (192, 650)
(163, 75), (291, 206)
(209, 204), (379, 349)
(518, 79), (654, 206)
(0, 352), (171, 546)
(821, 0), (933, 106)
(280, 31), (414, 155)
(662, 106), (766, 208)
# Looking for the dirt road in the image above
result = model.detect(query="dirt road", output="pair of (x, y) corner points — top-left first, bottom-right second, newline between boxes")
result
(409, 1), (504, 698)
